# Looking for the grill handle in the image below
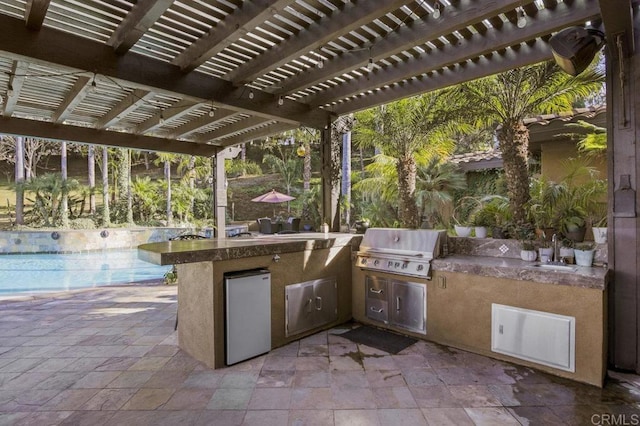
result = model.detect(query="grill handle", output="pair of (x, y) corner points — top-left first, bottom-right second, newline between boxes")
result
(370, 307), (384, 313)
(369, 288), (383, 294)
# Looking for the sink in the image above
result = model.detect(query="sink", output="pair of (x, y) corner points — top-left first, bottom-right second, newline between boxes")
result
(530, 263), (578, 272)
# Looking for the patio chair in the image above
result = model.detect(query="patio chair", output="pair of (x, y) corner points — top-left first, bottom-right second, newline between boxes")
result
(258, 218), (274, 234)
(279, 217), (301, 234)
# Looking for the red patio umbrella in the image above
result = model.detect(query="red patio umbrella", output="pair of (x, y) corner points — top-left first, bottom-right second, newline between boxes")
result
(251, 189), (296, 217)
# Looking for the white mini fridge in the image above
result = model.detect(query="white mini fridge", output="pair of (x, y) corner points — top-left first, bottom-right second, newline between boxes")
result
(224, 269), (271, 365)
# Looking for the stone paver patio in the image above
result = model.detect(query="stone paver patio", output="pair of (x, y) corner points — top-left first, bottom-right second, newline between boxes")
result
(0, 284), (639, 425)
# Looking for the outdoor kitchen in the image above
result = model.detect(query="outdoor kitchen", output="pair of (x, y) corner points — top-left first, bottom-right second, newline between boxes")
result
(138, 227), (608, 387)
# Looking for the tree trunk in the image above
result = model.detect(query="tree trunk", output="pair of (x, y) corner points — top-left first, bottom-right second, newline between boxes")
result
(497, 120), (531, 224)
(60, 141), (69, 228)
(165, 160), (173, 226)
(88, 145), (96, 215)
(127, 150), (133, 224)
(397, 155), (419, 228)
(303, 142), (311, 192)
(14, 136), (24, 225)
(342, 132), (352, 226)
(188, 155), (196, 221)
(102, 147), (110, 226)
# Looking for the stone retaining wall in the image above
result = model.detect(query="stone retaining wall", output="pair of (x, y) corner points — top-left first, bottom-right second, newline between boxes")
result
(0, 228), (187, 254)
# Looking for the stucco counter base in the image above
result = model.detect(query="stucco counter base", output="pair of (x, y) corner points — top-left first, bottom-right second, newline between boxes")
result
(140, 233), (360, 369)
(353, 255), (608, 387)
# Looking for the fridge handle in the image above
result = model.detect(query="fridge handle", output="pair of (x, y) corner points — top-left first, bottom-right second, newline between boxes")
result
(315, 296), (322, 311)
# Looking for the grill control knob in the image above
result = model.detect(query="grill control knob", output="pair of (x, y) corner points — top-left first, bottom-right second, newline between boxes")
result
(401, 263), (408, 269)
(394, 262), (400, 268)
(374, 259), (380, 266)
(416, 264), (424, 271)
(388, 261), (393, 267)
(360, 258), (367, 265)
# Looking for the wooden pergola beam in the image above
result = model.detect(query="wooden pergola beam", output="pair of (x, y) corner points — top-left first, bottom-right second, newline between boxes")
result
(95, 89), (154, 129)
(25, 0), (50, 30)
(108, 0), (173, 54)
(0, 115), (217, 156)
(214, 122), (295, 147)
(135, 99), (202, 134)
(172, 0), (291, 72)
(168, 109), (237, 139)
(2, 61), (29, 117)
(52, 75), (91, 123)
(0, 13), (332, 129)
(277, 0), (531, 95)
(331, 40), (553, 115)
(227, 0), (408, 85)
(306, 0), (600, 107)
(196, 116), (270, 143)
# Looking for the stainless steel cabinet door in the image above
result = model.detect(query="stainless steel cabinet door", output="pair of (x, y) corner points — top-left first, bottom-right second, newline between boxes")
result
(313, 278), (338, 327)
(390, 281), (426, 334)
(285, 282), (316, 336)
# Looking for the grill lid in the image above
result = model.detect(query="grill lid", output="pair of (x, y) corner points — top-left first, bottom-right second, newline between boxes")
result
(356, 228), (448, 279)
(358, 228), (447, 259)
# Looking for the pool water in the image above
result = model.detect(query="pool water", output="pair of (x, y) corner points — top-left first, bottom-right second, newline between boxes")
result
(0, 249), (172, 295)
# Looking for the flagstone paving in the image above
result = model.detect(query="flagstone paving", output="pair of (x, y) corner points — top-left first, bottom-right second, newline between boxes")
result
(0, 284), (639, 425)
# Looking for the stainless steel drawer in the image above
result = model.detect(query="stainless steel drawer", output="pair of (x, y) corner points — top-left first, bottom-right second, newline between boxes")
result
(366, 299), (389, 323)
(366, 275), (388, 301)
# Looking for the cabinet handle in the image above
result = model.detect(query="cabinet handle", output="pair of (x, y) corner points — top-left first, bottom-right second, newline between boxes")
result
(306, 298), (313, 313)
(369, 288), (383, 294)
(370, 307), (384, 313)
(396, 297), (401, 311)
(315, 296), (322, 311)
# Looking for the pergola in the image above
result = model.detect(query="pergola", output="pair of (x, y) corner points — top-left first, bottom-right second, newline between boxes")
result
(0, 1), (638, 374)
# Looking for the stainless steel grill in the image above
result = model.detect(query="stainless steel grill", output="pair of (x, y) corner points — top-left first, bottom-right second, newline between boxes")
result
(356, 228), (447, 279)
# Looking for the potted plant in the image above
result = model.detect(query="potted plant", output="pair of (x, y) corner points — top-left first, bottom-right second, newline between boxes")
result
(470, 195), (511, 239)
(537, 238), (554, 263)
(520, 240), (537, 261)
(574, 241), (596, 266)
(588, 202), (608, 244)
(452, 196), (477, 237)
(559, 238), (575, 264)
(528, 177), (560, 241)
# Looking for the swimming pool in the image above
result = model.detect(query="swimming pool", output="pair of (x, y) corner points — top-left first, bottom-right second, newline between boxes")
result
(0, 249), (172, 295)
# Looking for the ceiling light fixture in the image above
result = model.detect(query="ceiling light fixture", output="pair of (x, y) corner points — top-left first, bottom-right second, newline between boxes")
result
(88, 73), (97, 93)
(516, 8), (527, 28)
(159, 112), (165, 125)
(248, 89), (254, 100)
(296, 143), (307, 157)
(432, 2), (441, 19)
(278, 95), (284, 106)
(6, 84), (14, 97)
(208, 102), (215, 117)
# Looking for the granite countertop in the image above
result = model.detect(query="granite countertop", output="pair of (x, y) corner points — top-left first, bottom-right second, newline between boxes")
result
(138, 232), (362, 266)
(432, 255), (609, 290)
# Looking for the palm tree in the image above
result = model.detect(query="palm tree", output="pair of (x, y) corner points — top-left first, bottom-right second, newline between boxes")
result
(414, 156), (467, 228)
(354, 90), (463, 228)
(458, 61), (604, 224)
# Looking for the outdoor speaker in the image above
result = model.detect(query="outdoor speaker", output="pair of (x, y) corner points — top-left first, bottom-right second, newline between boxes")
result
(549, 27), (605, 76)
